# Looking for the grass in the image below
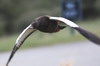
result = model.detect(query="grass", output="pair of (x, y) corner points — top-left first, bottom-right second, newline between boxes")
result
(0, 19), (100, 52)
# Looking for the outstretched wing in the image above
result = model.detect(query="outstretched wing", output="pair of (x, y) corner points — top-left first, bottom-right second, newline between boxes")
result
(49, 16), (100, 45)
(6, 24), (36, 66)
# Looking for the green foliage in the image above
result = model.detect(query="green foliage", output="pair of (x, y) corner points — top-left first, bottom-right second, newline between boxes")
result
(0, 0), (100, 35)
(0, 0), (60, 35)
(82, 0), (100, 18)
(0, 22), (5, 35)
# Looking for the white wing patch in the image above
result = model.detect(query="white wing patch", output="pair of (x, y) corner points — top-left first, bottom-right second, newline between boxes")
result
(49, 17), (79, 28)
(15, 24), (36, 47)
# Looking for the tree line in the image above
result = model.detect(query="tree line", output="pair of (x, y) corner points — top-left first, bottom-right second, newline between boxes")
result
(0, 0), (100, 35)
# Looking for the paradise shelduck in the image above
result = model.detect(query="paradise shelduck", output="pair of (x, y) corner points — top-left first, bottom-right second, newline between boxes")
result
(6, 15), (100, 66)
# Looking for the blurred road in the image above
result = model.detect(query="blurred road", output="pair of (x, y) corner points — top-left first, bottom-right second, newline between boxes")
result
(0, 41), (100, 66)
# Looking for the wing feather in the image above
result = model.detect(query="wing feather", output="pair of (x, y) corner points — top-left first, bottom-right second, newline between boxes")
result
(6, 24), (36, 66)
(50, 16), (100, 45)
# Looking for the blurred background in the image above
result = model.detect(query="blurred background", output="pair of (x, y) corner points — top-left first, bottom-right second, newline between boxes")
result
(0, 0), (100, 52)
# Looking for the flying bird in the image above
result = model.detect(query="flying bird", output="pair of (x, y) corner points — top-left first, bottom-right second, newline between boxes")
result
(6, 15), (100, 66)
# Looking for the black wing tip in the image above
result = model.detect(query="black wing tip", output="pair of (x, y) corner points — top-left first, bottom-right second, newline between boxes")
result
(6, 62), (9, 66)
(6, 45), (19, 66)
(74, 27), (100, 45)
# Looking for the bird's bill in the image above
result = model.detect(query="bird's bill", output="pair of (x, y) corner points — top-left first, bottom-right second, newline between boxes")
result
(6, 24), (36, 66)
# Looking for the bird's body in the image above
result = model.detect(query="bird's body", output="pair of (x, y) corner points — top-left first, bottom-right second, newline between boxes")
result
(32, 16), (66, 33)
(6, 15), (100, 66)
